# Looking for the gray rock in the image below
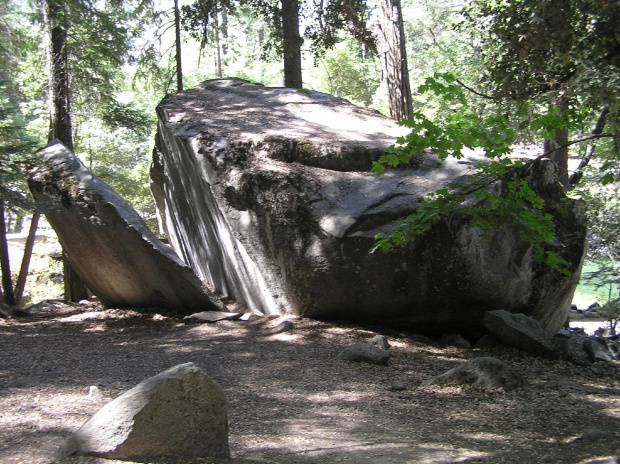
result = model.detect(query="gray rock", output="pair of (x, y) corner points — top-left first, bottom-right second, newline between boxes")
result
(582, 458), (618, 464)
(575, 428), (612, 442)
(338, 342), (390, 365)
(151, 78), (586, 335)
(26, 141), (222, 315)
(483, 310), (559, 358)
(368, 335), (390, 350)
(583, 338), (615, 362)
(420, 357), (528, 390)
(57, 363), (229, 461)
(390, 380), (407, 391)
(440, 333), (471, 349)
(182, 311), (241, 323)
(552, 336), (589, 365)
(273, 320), (295, 333)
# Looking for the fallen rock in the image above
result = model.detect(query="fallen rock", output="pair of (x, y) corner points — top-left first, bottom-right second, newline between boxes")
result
(151, 78), (586, 336)
(420, 357), (528, 390)
(572, 428), (613, 443)
(27, 141), (222, 314)
(273, 320), (295, 333)
(390, 380), (407, 391)
(583, 338), (615, 363)
(338, 342), (390, 365)
(582, 458), (618, 464)
(57, 362), (229, 462)
(368, 335), (390, 350)
(440, 333), (471, 349)
(483, 310), (558, 358)
(552, 336), (589, 365)
(183, 311), (241, 323)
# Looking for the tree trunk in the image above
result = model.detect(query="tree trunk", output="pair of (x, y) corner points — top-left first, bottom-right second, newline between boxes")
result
(44, 0), (89, 302)
(14, 213), (40, 307)
(63, 253), (89, 302)
(221, 8), (229, 57)
(174, 0), (183, 91)
(46, 1), (73, 150)
(214, 4), (223, 78)
(544, 128), (569, 187)
(544, 101), (570, 188)
(0, 200), (15, 306)
(281, 0), (303, 88)
(375, 0), (412, 120)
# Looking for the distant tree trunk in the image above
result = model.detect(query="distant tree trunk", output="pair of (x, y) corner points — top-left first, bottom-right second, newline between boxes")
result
(214, 4), (223, 78)
(174, 0), (183, 91)
(45, 0), (73, 150)
(14, 214), (40, 307)
(544, 100), (569, 187)
(340, 0), (412, 120)
(44, 0), (89, 302)
(0, 200), (15, 306)
(376, 0), (412, 120)
(221, 8), (229, 57)
(281, 0), (303, 88)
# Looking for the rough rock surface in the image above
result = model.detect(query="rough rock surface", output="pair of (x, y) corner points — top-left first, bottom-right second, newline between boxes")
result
(420, 357), (528, 390)
(152, 78), (586, 336)
(27, 141), (221, 313)
(483, 310), (558, 358)
(57, 362), (229, 461)
(338, 342), (391, 365)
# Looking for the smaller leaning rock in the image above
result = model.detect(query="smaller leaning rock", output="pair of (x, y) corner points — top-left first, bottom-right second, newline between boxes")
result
(338, 342), (390, 365)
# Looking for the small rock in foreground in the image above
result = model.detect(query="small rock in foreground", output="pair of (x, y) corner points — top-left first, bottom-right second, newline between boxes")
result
(57, 362), (230, 462)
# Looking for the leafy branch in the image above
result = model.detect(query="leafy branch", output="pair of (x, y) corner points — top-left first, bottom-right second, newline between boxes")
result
(369, 72), (592, 275)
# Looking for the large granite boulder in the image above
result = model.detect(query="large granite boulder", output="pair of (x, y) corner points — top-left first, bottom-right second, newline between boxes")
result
(27, 140), (222, 313)
(151, 78), (586, 336)
(57, 363), (230, 462)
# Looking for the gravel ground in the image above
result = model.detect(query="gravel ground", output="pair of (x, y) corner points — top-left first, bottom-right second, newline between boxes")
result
(0, 301), (619, 464)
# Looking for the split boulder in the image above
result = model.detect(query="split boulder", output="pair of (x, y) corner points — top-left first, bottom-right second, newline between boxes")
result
(152, 78), (586, 336)
(57, 363), (230, 462)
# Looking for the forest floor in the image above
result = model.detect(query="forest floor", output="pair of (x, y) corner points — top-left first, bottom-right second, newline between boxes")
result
(0, 301), (619, 464)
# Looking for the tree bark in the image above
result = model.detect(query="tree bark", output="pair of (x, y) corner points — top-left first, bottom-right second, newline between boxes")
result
(375, 0), (412, 120)
(14, 214), (40, 307)
(44, 0), (89, 302)
(0, 200), (15, 306)
(281, 0), (303, 88)
(214, 4), (223, 78)
(45, 0), (73, 150)
(174, 0), (183, 91)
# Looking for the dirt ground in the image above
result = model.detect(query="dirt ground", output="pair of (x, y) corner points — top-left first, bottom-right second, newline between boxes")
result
(1, 301), (619, 464)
